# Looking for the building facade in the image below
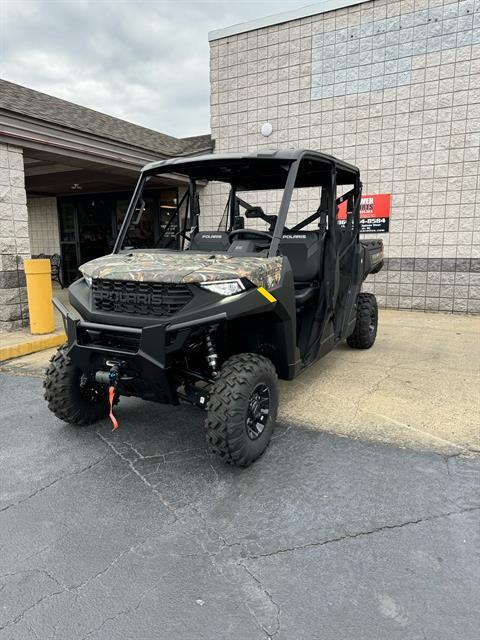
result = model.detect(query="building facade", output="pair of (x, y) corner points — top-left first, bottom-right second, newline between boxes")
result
(206, 0), (480, 313)
(1, 0), (479, 333)
(0, 80), (212, 331)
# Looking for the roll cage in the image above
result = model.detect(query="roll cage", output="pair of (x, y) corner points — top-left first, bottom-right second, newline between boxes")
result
(113, 149), (362, 257)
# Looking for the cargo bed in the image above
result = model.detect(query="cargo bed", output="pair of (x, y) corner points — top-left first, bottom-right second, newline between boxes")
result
(361, 238), (384, 276)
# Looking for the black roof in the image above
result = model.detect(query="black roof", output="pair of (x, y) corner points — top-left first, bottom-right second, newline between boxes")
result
(0, 79), (213, 157)
(144, 149), (360, 188)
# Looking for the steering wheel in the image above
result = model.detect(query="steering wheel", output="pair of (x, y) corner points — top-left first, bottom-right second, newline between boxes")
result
(228, 229), (273, 242)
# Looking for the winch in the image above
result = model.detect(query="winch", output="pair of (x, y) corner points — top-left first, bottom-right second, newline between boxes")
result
(94, 361), (127, 430)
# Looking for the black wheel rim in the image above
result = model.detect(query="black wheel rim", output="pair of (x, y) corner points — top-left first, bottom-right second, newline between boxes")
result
(246, 383), (270, 440)
(79, 374), (106, 404)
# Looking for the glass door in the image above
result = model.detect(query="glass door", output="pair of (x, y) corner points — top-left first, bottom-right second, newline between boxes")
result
(58, 200), (80, 285)
(58, 196), (115, 285)
(76, 196), (115, 263)
(58, 189), (179, 285)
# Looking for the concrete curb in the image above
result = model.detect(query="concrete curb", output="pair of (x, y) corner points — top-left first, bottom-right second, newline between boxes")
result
(0, 332), (66, 362)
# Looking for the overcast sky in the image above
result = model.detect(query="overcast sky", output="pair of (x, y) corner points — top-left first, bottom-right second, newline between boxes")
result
(1, 0), (312, 138)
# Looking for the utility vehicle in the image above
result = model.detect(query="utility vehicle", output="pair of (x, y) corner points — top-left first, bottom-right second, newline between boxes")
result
(45, 150), (384, 466)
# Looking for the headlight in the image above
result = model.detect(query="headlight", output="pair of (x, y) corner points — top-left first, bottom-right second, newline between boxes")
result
(199, 279), (245, 296)
(83, 274), (93, 288)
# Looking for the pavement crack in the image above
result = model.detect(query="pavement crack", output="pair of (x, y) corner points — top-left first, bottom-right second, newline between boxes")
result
(79, 581), (165, 639)
(79, 609), (129, 640)
(442, 450), (470, 467)
(67, 549), (130, 591)
(0, 569), (68, 631)
(0, 456), (109, 514)
(0, 568), (65, 590)
(249, 506), (480, 559)
(66, 527), (164, 592)
(96, 432), (178, 520)
(0, 528), (171, 632)
(19, 529), (71, 566)
(122, 441), (145, 459)
(345, 363), (397, 428)
(271, 424), (293, 441)
(367, 363), (397, 396)
(209, 462), (220, 482)
(239, 561), (281, 639)
(0, 590), (65, 631)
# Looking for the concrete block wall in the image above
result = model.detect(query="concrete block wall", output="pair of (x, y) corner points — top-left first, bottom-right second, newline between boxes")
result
(0, 143), (30, 331)
(206, 0), (480, 313)
(27, 196), (61, 256)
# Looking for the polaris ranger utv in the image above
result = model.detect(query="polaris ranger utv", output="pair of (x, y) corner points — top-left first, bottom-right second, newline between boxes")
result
(45, 150), (383, 466)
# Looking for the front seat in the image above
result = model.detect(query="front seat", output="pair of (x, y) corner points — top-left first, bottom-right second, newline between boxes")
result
(279, 232), (321, 305)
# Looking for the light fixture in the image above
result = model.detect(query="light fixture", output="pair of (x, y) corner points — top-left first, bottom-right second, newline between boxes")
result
(261, 122), (273, 137)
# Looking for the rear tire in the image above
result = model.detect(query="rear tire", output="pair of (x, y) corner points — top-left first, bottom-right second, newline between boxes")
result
(44, 345), (113, 426)
(205, 353), (278, 467)
(346, 293), (378, 349)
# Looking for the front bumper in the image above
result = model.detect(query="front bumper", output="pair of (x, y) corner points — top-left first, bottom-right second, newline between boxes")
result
(54, 297), (227, 405)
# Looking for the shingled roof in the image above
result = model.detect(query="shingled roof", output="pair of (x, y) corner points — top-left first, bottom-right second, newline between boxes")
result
(0, 79), (213, 157)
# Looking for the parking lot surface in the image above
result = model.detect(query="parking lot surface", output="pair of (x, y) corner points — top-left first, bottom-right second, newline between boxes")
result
(1, 310), (479, 639)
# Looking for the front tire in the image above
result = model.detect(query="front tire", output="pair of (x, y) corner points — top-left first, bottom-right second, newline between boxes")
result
(205, 353), (278, 467)
(44, 345), (112, 426)
(347, 292), (378, 349)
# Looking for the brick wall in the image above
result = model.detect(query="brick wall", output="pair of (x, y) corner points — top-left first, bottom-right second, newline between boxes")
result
(27, 196), (60, 256)
(0, 143), (30, 331)
(206, 0), (480, 313)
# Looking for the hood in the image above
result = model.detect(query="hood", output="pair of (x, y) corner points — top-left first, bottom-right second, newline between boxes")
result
(80, 251), (283, 290)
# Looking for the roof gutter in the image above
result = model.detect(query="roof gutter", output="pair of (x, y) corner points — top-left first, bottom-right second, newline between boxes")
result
(0, 108), (213, 168)
(0, 128), (146, 168)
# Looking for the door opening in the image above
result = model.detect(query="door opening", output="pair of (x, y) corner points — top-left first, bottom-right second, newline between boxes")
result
(58, 189), (178, 285)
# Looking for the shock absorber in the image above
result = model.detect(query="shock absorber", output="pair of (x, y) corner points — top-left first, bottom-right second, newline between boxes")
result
(205, 328), (218, 377)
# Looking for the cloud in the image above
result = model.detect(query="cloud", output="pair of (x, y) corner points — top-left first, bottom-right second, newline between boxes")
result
(0, 0), (309, 137)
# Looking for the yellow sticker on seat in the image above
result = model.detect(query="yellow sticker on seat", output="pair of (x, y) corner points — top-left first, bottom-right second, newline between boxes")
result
(257, 287), (277, 303)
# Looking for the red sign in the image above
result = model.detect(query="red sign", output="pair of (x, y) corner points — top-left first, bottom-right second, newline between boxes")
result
(337, 194), (390, 233)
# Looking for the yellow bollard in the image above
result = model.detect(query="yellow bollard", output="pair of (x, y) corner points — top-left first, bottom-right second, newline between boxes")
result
(24, 259), (55, 334)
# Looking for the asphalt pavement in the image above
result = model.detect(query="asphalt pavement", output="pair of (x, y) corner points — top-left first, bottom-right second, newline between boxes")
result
(1, 371), (479, 639)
